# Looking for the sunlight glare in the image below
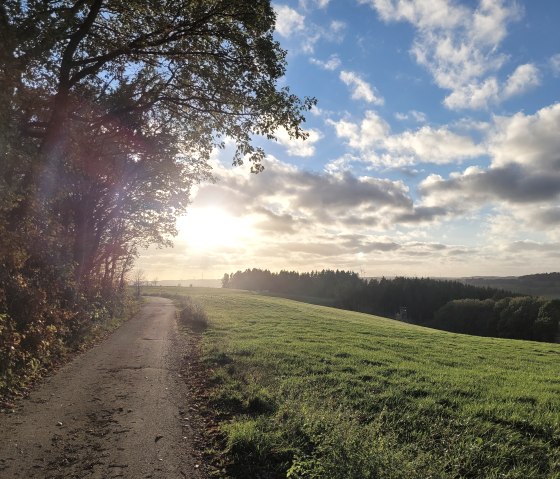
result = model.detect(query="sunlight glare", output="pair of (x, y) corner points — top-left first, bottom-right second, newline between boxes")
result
(177, 207), (252, 250)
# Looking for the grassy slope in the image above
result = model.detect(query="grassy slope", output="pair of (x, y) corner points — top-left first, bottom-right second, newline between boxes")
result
(159, 287), (559, 478)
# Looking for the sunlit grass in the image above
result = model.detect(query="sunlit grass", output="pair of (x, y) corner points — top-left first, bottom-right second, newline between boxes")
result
(148, 287), (560, 478)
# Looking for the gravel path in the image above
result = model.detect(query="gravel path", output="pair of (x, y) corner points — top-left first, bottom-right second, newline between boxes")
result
(0, 297), (204, 479)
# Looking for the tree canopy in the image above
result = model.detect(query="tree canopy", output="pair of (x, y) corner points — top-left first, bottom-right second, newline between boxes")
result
(1, 0), (314, 283)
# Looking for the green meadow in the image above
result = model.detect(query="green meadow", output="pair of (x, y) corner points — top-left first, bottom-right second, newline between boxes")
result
(157, 287), (560, 478)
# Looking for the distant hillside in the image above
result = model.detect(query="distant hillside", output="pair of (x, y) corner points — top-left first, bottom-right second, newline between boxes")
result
(462, 273), (560, 298)
(155, 279), (221, 288)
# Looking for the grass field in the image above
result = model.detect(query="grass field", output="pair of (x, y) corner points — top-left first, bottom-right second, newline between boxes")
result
(148, 287), (559, 478)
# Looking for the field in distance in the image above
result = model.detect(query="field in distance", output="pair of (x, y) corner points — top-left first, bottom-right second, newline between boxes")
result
(148, 287), (560, 478)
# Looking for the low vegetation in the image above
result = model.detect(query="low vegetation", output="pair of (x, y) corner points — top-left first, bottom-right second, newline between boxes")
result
(178, 296), (209, 331)
(164, 287), (559, 479)
(0, 292), (139, 402)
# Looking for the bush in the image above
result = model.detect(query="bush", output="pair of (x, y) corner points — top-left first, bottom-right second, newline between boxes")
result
(178, 296), (208, 330)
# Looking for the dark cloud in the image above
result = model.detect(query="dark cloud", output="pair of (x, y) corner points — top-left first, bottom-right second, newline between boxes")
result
(419, 105), (560, 218)
(446, 248), (470, 256)
(253, 208), (301, 234)
(279, 242), (346, 256)
(338, 234), (401, 252)
(336, 214), (380, 227)
(422, 164), (560, 204)
(407, 242), (448, 251)
(507, 241), (560, 253)
(293, 171), (412, 212)
(194, 160), (415, 229)
(395, 206), (448, 223)
(532, 207), (560, 226)
(361, 241), (401, 252)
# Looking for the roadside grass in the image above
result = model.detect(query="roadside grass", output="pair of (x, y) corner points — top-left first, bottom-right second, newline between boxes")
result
(148, 287), (560, 478)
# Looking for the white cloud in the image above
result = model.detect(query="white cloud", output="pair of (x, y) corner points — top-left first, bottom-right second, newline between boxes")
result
(394, 110), (427, 122)
(451, 118), (491, 132)
(361, 0), (534, 110)
(503, 63), (540, 98)
(443, 64), (540, 109)
(328, 111), (390, 151)
(366, 0), (466, 30)
(274, 127), (323, 157)
(328, 110), (483, 166)
(310, 54), (341, 70)
(550, 54), (560, 76)
(384, 126), (485, 163)
(489, 103), (560, 170)
(300, 0), (330, 9)
(274, 4), (305, 37)
(443, 77), (500, 110)
(419, 104), (560, 220)
(339, 70), (384, 104)
(472, 0), (519, 46)
(330, 20), (346, 33)
(274, 4), (345, 53)
(324, 154), (361, 174)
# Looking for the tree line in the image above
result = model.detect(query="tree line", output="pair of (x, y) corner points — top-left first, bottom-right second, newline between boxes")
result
(464, 272), (560, 298)
(222, 269), (363, 301)
(0, 1), (312, 395)
(223, 269), (560, 342)
(432, 297), (559, 342)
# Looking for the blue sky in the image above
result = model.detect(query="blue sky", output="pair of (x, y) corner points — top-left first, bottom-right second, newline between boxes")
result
(137, 0), (560, 280)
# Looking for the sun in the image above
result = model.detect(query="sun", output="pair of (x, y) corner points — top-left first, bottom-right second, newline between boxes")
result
(176, 207), (252, 250)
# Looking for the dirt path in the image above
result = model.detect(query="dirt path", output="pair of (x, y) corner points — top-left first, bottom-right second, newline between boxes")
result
(0, 297), (205, 479)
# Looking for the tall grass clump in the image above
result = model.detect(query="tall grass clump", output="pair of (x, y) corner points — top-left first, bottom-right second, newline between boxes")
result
(178, 296), (209, 330)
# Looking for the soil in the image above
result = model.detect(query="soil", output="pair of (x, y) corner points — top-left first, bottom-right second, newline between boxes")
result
(0, 297), (206, 479)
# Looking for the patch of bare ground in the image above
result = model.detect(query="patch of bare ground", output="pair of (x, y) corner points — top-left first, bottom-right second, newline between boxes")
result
(179, 322), (229, 478)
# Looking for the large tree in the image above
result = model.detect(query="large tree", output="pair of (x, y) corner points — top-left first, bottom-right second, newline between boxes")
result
(1, 0), (314, 284)
(0, 0), (314, 389)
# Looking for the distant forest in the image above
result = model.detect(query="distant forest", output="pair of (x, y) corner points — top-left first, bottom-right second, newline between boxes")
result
(222, 269), (560, 343)
(463, 273), (560, 299)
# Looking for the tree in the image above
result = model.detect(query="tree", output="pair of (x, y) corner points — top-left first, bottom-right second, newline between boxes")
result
(496, 297), (541, 340)
(0, 1), (314, 393)
(133, 270), (145, 298)
(3, 0), (313, 168)
(1, 0), (313, 286)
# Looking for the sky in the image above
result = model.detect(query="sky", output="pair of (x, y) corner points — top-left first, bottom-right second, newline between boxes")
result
(137, 0), (560, 280)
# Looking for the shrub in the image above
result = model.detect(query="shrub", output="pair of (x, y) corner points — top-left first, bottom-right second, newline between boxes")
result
(178, 296), (209, 330)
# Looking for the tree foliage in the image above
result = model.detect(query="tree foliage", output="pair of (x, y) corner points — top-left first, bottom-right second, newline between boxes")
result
(224, 269), (363, 303)
(432, 297), (560, 342)
(0, 0), (313, 394)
